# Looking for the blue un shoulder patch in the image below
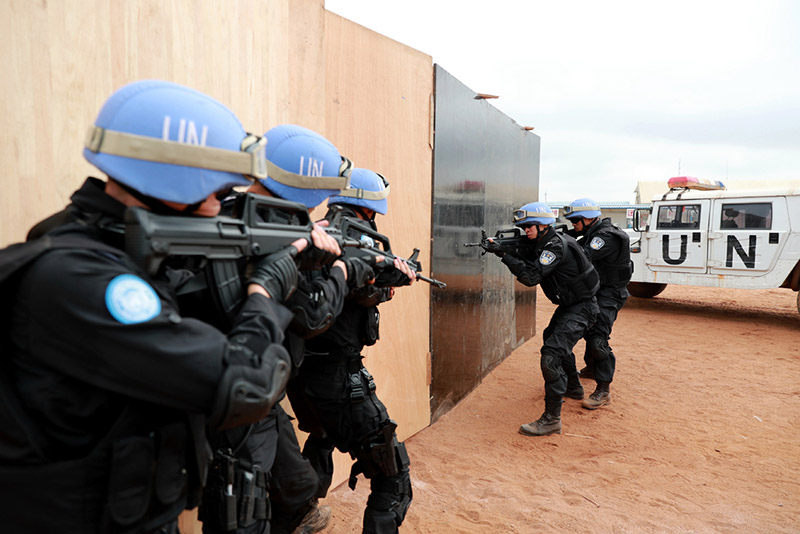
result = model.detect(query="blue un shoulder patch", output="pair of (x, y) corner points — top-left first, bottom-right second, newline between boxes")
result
(105, 274), (161, 324)
(539, 250), (557, 265)
(590, 236), (605, 250)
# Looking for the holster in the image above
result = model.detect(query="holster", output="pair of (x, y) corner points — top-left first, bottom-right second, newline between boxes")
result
(199, 449), (270, 531)
(349, 419), (399, 490)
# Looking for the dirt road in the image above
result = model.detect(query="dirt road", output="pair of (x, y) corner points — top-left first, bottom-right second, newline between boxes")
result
(322, 285), (800, 533)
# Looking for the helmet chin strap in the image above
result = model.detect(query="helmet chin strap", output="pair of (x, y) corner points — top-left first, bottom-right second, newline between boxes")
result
(338, 204), (378, 230)
(116, 180), (203, 215)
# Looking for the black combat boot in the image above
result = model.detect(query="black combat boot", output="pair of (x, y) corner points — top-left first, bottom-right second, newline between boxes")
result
(564, 373), (584, 400)
(519, 400), (562, 436)
(582, 381), (611, 410)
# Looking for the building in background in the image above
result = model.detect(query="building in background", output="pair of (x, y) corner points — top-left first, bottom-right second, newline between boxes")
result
(548, 201), (649, 229)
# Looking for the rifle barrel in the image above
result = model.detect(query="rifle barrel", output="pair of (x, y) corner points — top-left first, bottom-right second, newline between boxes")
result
(417, 274), (447, 289)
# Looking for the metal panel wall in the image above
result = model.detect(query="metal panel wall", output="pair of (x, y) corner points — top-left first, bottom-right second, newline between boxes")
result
(430, 65), (540, 420)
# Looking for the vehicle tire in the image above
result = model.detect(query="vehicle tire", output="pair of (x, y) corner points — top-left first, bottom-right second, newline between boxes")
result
(627, 282), (667, 298)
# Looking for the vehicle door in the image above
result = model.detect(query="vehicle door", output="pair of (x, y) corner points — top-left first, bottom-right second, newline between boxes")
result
(645, 200), (710, 274)
(708, 197), (786, 275)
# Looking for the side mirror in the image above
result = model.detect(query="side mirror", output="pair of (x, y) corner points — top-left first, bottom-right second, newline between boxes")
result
(632, 208), (651, 233)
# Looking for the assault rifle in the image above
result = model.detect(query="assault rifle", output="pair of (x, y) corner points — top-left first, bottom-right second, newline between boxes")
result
(125, 192), (362, 323)
(463, 227), (534, 256)
(325, 213), (447, 289)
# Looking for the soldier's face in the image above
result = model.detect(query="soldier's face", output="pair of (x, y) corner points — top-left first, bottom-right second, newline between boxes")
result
(525, 224), (548, 240)
(163, 192), (221, 217)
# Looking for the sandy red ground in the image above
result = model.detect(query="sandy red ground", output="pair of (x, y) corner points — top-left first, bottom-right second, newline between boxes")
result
(321, 285), (800, 533)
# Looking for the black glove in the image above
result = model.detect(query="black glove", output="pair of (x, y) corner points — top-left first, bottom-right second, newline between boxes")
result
(374, 266), (414, 288)
(483, 239), (505, 257)
(345, 256), (379, 290)
(296, 242), (340, 271)
(248, 247), (299, 302)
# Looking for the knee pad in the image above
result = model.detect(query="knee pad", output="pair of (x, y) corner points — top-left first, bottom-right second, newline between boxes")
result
(366, 465), (412, 528)
(587, 335), (610, 361)
(539, 350), (562, 383)
(302, 435), (335, 499)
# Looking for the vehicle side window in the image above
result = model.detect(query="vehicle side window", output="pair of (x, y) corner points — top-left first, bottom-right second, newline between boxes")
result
(656, 204), (701, 229)
(720, 203), (772, 230)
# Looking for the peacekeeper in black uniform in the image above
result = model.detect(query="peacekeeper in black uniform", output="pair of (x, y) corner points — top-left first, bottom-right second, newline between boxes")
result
(484, 201), (600, 437)
(198, 124), (378, 534)
(0, 81), (302, 534)
(287, 168), (415, 534)
(563, 198), (632, 410)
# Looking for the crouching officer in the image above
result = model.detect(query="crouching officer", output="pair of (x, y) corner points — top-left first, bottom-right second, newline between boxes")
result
(289, 169), (415, 534)
(0, 80), (301, 533)
(485, 201), (599, 436)
(564, 198), (632, 409)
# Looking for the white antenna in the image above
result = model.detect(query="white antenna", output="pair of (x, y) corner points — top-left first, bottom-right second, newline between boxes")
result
(678, 159), (681, 174)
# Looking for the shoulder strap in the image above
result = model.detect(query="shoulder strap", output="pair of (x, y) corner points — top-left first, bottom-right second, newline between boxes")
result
(0, 234), (122, 461)
(552, 232), (569, 261)
(0, 234), (120, 284)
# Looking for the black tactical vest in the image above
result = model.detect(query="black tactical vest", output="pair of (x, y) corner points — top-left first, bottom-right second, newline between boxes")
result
(539, 233), (600, 306)
(582, 218), (632, 288)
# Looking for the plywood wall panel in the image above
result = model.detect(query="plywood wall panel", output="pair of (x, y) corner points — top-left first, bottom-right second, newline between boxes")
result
(0, 0), (300, 246)
(2, 0), (432, 527)
(320, 13), (434, 490)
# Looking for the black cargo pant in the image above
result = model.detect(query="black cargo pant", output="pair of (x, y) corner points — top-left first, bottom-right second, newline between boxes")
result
(582, 285), (628, 384)
(288, 354), (412, 534)
(203, 404), (318, 534)
(268, 404), (321, 534)
(541, 297), (599, 412)
(202, 412), (277, 534)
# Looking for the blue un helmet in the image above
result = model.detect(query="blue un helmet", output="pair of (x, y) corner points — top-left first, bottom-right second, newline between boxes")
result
(327, 168), (390, 215)
(513, 201), (555, 227)
(563, 198), (601, 220)
(258, 124), (352, 209)
(83, 80), (259, 204)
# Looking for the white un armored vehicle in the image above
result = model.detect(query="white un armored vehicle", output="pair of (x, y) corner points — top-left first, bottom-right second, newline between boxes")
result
(627, 176), (800, 315)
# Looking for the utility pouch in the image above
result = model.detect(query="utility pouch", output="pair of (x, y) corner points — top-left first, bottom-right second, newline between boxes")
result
(364, 306), (380, 346)
(237, 470), (256, 527)
(107, 436), (156, 527)
(199, 449), (239, 531)
(155, 423), (188, 505)
(254, 469), (270, 521)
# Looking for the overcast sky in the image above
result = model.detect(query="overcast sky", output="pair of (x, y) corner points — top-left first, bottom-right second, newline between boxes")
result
(325, 0), (800, 203)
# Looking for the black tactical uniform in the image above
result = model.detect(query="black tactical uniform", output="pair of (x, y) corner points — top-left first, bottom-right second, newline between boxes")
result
(199, 197), (350, 534)
(0, 178), (293, 534)
(500, 226), (599, 427)
(288, 206), (412, 534)
(575, 218), (631, 400)
(264, 269), (351, 534)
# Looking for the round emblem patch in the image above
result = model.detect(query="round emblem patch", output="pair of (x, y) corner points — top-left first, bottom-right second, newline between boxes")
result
(539, 250), (557, 265)
(105, 274), (161, 324)
(590, 237), (605, 250)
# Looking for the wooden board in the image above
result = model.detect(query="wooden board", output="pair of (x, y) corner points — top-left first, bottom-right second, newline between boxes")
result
(1, 0), (433, 530)
(0, 0), (299, 246)
(320, 11), (434, 490)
